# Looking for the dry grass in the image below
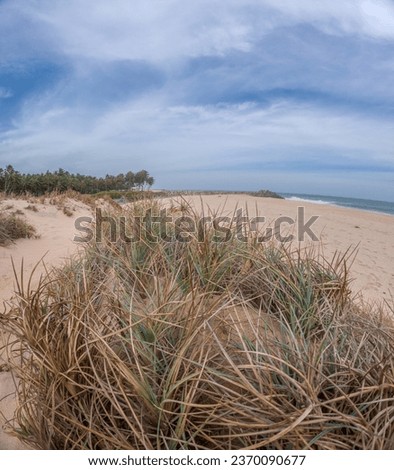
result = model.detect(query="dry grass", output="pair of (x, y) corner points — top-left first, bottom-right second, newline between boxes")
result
(62, 206), (74, 217)
(1, 200), (394, 449)
(12, 209), (24, 216)
(51, 189), (96, 208)
(0, 210), (37, 246)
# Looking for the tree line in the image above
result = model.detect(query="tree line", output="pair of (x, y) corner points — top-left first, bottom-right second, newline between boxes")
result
(0, 165), (154, 195)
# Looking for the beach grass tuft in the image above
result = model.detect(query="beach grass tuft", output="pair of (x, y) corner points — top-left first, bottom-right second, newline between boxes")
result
(0, 210), (37, 246)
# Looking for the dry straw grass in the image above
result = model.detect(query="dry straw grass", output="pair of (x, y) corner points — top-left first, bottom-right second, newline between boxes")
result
(0, 210), (37, 246)
(1, 200), (394, 449)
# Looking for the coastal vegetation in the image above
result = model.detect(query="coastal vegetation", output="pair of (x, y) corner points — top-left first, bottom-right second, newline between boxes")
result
(1, 198), (393, 450)
(253, 189), (284, 199)
(0, 165), (154, 195)
(0, 166), (286, 201)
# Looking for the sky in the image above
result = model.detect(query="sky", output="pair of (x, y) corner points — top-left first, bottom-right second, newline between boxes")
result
(0, 0), (394, 201)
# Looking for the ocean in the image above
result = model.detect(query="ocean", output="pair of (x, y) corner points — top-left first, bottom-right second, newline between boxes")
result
(280, 193), (394, 216)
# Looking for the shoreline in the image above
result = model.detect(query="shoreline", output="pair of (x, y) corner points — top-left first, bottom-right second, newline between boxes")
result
(281, 195), (394, 218)
(288, 200), (394, 218)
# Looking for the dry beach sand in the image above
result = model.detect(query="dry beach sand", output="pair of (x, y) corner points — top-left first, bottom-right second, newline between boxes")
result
(0, 193), (393, 449)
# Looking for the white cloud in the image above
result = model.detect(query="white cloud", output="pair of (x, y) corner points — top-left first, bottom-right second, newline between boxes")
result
(262, 0), (394, 39)
(360, 0), (394, 38)
(3, 0), (394, 66)
(3, 0), (256, 63)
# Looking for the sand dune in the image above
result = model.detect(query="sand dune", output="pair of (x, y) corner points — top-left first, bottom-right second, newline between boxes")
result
(0, 194), (393, 449)
(0, 197), (91, 449)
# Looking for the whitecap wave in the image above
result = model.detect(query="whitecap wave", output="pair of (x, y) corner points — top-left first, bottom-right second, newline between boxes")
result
(286, 196), (333, 205)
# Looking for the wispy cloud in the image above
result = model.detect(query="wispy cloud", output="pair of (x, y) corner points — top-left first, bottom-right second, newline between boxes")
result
(3, 0), (394, 63)
(3, 98), (393, 174)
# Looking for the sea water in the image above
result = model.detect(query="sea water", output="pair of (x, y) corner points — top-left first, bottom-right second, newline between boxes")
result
(280, 193), (394, 216)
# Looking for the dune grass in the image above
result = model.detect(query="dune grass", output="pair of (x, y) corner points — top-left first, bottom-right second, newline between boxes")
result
(1, 200), (394, 449)
(0, 210), (37, 246)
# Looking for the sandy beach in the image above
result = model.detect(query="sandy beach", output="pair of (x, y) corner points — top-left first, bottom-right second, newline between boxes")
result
(0, 194), (393, 449)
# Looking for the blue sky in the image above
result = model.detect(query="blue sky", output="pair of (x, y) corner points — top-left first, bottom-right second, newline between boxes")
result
(0, 0), (394, 201)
